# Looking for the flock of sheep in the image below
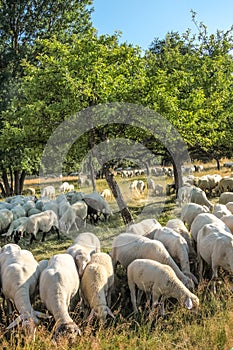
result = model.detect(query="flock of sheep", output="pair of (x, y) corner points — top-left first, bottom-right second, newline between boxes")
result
(0, 169), (233, 342)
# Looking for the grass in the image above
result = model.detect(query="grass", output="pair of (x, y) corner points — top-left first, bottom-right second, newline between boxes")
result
(1, 159), (233, 348)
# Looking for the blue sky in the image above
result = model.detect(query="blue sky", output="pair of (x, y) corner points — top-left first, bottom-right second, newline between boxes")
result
(91, 0), (233, 50)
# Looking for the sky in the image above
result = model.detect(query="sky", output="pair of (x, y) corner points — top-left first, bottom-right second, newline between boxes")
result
(91, 0), (233, 50)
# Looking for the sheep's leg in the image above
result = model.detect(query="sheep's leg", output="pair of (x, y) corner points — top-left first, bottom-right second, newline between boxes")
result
(128, 281), (138, 313)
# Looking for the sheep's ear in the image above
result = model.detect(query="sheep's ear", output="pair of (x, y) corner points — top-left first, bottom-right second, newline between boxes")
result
(6, 315), (23, 329)
(107, 307), (115, 318)
(184, 297), (193, 310)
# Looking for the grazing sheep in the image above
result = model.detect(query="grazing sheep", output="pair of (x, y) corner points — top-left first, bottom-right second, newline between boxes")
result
(153, 227), (197, 283)
(83, 192), (112, 224)
(213, 204), (231, 219)
(220, 214), (233, 235)
(58, 198), (79, 234)
(2, 217), (29, 239)
(197, 174), (222, 196)
(181, 203), (209, 230)
(80, 261), (115, 322)
(219, 192), (233, 205)
(71, 201), (88, 228)
(226, 202), (233, 214)
(13, 210), (60, 244)
(0, 209), (14, 234)
(24, 187), (36, 196)
(41, 186), (56, 199)
(216, 177), (233, 194)
(59, 182), (74, 193)
(129, 180), (145, 196)
(28, 208), (41, 217)
(39, 254), (81, 341)
(127, 259), (199, 315)
(0, 244), (49, 336)
(23, 200), (36, 216)
(190, 213), (230, 242)
(166, 218), (194, 255)
(11, 205), (26, 220)
(196, 223), (233, 289)
(111, 233), (194, 289)
(190, 187), (213, 210)
(127, 218), (162, 239)
(101, 189), (112, 201)
(67, 232), (100, 276)
(42, 200), (59, 217)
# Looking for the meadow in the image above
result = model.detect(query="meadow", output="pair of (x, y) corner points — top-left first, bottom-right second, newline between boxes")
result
(0, 161), (233, 349)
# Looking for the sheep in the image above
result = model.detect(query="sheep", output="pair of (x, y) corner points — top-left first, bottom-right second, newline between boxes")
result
(69, 192), (85, 205)
(127, 259), (199, 315)
(220, 214), (233, 235)
(196, 223), (233, 291)
(190, 213), (230, 242)
(126, 218), (162, 239)
(83, 192), (112, 224)
(13, 210), (60, 244)
(111, 233), (194, 289)
(0, 209), (14, 234)
(153, 226), (197, 284)
(59, 182), (74, 193)
(219, 192), (233, 205)
(213, 204), (231, 219)
(181, 203), (210, 230)
(42, 200), (59, 217)
(2, 217), (29, 239)
(0, 244), (49, 337)
(190, 187), (213, 210)
(39, 253), (81, 340)
(28, 208), (41, 217)
(80, 261), (115, 322)
(177, 184), (194, 206)
(58, 197), (79, 234)
(101, 189), (112, 201)
(226, 202), (233, 214)
(197, 174), (221, 196)
(129, 180), (145, 195)
(11, 204), (26, 220)
(71, 201), (88, 229)
(41, 186), (56, 199)
(24, 187), (36, 196)
(89, 252), (114, 306)
(23, 200), (36, 216)
(67, 232), (101, 276)
(216, 177), (233, 194)
(166, 218), (194, 253)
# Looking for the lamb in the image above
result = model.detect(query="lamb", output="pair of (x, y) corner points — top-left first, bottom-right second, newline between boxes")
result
(190, 213), (230, 242)
(0, 209), (14, 234)
(126, 218), (162, 239)
(58, 199), (79, 235)
(213, 204), (231, 219)
(219, 192), (233, 205)
(111, 233), (194, 289)
(80, 260), (115, 322)
(67, 232), (101, 276)
(190, 187), (213, 210)
(127, 259), (199, 315)
(41, 185), (56, 199)
(181, 203), (210, 230)
(0, 243), (49, 336)
(196, 223), (233, 289)
(153, 227), (197, 283)
(39, 253), (81, 340)
(13, 210), (60, 244)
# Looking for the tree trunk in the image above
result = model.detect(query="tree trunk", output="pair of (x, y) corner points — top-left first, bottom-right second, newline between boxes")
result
(14, 170), (20, 195)
(19, 170), (26, 194)
(215, 158), (220, 170)
(104, 170), (133, 225)
(88, 153), (96, 192)
(2, 169), (12, 197)
(172, 159), (183, 197)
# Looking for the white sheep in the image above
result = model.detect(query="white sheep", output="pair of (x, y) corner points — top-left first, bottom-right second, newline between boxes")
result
(100, 189), (112, 201)
(67, 232), (101, 276)
(41, 185), (56, 199)
(190, 187), (213, 210)
(181, 203), (210, 230)
(39, 253), (81, 340)
(0, 209), (14, 234)
(197, 174), (221, 196)
(71, 201), (88, 228)
(177, 184), (194, 206)
(153, 227), (197, 284)
(59, 182), (74, 193)
(0, 244), (49, 337)
(80, 261), (115, 322)
(166, 218), (195, 255)
(11, 204), (26, 220)
(2, 217), (29, 239)
(213, 204), (231, 219)
(220, 214), (233, 235)
(190, 213), (230, 242)
(111, 233), (194, 289)
(13, 210), (60, 244)
(42, 200), (59, 217)
(127, 259), (199, 315)
(22, 200), (36, 216)
(126, 218), (162, 239)
(216, 177), (233, 194)
(129, 180), (145, 196)
(58, 199), (79, 235)
(219, 192), (233, 204)
(196, 223), (233, 290)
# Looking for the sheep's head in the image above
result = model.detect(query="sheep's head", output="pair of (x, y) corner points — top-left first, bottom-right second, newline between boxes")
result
(54, 322), (81, 342)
